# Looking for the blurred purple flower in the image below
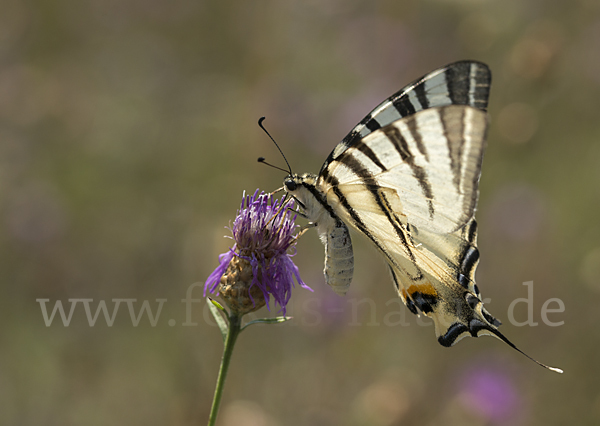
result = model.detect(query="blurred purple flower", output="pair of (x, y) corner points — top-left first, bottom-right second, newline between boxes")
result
(205, 189), (311, 315)
(458, 365), (521, 423)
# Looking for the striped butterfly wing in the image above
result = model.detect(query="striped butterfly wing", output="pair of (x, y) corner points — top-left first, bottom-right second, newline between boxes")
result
(320, 105), (487, 234)
(320, 60), (491, 176)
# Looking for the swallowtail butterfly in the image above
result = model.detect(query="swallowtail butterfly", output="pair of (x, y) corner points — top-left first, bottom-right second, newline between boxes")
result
(273, 60), (561, 373)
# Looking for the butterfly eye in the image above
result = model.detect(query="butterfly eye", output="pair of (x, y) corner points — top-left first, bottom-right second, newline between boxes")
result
(285, 179), (297, 191)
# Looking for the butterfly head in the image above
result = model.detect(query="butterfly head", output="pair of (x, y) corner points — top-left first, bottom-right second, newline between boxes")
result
(284, 173), (316, 189)
(282, 173), (321, 217)
(283, 176), (298, 192)
(284, 173), (312, 196)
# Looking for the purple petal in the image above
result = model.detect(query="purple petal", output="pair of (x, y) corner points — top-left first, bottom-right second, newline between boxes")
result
(204, 250), (235, 296)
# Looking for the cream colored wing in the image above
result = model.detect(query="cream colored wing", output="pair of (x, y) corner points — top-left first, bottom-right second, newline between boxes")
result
(318, 105), (487, 234)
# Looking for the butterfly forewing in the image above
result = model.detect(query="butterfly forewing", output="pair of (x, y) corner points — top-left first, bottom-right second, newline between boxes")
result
(320, 105), (487, 234)
(321, 60), (491, 175)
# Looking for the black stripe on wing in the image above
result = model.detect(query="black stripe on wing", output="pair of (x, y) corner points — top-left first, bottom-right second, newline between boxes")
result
(320, 162), (421, 280)
(320, 60), (490, 175)
(442, 106), (466, 193)
(320, 142), (424, 280)
(381, 125), (435, 219)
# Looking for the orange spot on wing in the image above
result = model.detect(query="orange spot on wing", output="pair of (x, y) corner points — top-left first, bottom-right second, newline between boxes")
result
(407, 282), (438, 298)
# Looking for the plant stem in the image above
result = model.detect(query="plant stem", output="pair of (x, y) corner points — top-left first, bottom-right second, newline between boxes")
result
(207, 313), (242, 426)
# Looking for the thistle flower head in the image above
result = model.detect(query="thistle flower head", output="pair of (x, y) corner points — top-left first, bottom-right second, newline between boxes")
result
(205, 189), (311, 315)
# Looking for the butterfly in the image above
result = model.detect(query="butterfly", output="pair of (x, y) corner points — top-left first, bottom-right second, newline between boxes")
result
(264, 60), (561, 373)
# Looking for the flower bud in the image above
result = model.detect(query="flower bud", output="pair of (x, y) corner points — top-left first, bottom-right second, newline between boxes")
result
(218, 256), (266, 315)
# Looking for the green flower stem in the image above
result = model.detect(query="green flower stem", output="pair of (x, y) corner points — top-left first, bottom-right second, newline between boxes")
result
(207, 312), (242, 426)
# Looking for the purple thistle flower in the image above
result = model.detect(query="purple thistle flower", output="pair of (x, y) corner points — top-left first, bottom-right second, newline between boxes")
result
(205, 189), (311, 315)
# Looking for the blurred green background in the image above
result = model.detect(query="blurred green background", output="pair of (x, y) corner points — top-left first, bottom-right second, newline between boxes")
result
(2, 0), (599, 424)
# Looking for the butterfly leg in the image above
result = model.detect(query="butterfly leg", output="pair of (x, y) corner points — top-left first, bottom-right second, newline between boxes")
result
(300, 221), (316, 229)
(294, 209), (309, 219)
(298, 221), (316, 234)
(289, 222), (315, 244)
(269, 186), (285, 196)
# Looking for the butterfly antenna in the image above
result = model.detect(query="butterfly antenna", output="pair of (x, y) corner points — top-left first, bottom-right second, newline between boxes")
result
(258, 116), (293, 175)
(257, 157), (289, 174)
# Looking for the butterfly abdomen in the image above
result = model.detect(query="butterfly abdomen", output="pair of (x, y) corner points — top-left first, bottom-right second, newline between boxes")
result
(324, 220), (354, 295)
